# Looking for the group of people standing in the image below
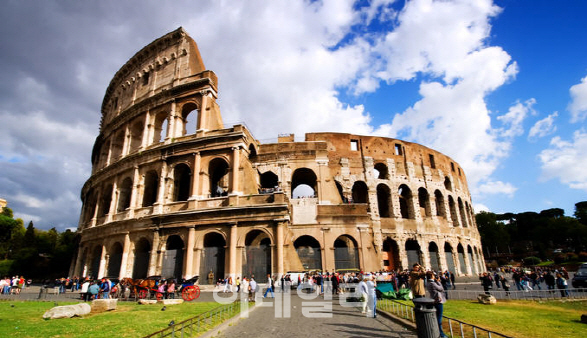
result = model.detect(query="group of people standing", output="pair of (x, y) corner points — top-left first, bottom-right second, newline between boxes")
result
(1, 276), (28, 294)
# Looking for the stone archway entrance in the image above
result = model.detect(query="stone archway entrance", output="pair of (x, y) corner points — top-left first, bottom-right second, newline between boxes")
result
(200, 232), (226, 284)
(294, 235), (322, 270)
(382, 237), (400, 271)
(334, 235), (359, 271)
(242, 230), (271, 280)
(107, 242), (123, 277)
(133, 238), (150, 279)
(444, 243), (456, 274)
(162, 235), (184, 280)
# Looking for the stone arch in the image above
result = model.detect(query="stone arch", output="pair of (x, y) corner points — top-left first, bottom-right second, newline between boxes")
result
(428, 241), (441, 271)
(351, 181), (368, 203)
(129, 119), (144, 153)
(398, 184), (414, 219)
(382, 237), (400, 271)
(291, 168), (317, 198)
(457, 243), (466, 275)
(373, 162), (389, 179)
(334, 235), (359, 271)
(99, 184), (113, 216)
(99, 138), (111, 168)
(466, 202), (474, 227)
(180, 102), (198, 136)
(199, 231), (226, 284)
(335, 180), (346, 203)
(405, 239), (422, 267)
(444, 176), (452, 191)
(173, 163), (192, 201)
(153, 111), (169, 143)
(248, 143), (257, 159)
(444, 242), (456, 274)
(107, 242), (124, 277)
(448, 196), (459, 226)
(458, 197), (468, 227)
(418, 187), (432, 217)
(89, 245), (102, 279)
(294, 235), (322, 270)
(434, 190), (445, 217)
(83, 189), (97, 224)
(142, 170), (159, 207)
(110, 130), (125, 161)
(117, 177), (133, 212)
(162, 235), (184, 280)
(132, 237), (151, 279)
(209, 157), (230, 197)
(377, 183), (392, 218)
(260, 171), (278, 191)
(467, 245), (476, 274)
(242, 230), (272, 279)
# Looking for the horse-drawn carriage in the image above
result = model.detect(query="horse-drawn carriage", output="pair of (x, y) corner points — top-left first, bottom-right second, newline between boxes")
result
(121, 275), (200, 301)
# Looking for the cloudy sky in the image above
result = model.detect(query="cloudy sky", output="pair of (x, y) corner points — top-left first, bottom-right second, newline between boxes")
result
(1, 0), (586, 231)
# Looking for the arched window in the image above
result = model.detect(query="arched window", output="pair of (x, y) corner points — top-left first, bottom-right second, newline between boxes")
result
(260, 171), (278, 192)
(458, 197), (468, 227)
(181, 103), (198, 136)
(117, 177), (133, 212)
(153, 112), (168, 143)
(248, 144), (257, 160)
(291, 168), (317, 198)
(173, 164), (191, 201)
(373, 162), (389, 179)
(377, 184), (391, 218)
(129, 120), (143, 153)
(99, 184), (113, 216)
(444, 177), (452, 191)
(467, 245), (476, 274)
(110, 131), (124, 161)
(142, 170), (159, 207)
(398, 184), (413, 219)
(434, 190), (445, 217)
(351, 181), (368, 203)
(418, 188), (431, 217)
(99, 139), (110, 168)
(209, 158), (229, 197)
(448, 196), (459, 226)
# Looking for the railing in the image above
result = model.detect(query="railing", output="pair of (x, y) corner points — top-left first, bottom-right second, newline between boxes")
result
(377, 298), (512, 338)
(143, 301), (242, 338)
(445, 287), (587, 301)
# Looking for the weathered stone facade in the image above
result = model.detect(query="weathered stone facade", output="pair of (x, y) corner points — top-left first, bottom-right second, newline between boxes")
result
(71, 28), (485, 283)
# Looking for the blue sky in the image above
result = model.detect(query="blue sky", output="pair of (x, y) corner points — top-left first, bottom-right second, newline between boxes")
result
(0, 0), (586, 230)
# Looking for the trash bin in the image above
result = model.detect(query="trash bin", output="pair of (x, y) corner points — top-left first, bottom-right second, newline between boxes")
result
(413, 297), (439, 338)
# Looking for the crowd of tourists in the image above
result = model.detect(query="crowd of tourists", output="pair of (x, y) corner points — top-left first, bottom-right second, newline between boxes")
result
(479, 266), (571, 297)
(1, 276), (30, 294)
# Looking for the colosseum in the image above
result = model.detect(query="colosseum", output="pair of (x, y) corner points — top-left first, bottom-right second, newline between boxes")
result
(71, 28), (485, 283)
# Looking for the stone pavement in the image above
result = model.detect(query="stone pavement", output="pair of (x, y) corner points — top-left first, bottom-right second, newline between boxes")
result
(214, 292), (417, 338)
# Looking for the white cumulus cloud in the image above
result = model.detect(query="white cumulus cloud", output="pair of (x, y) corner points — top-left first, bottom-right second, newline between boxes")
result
(538, 129), (587, 191)
(568, 75), (587, 122)
(528, 112), (558, 140)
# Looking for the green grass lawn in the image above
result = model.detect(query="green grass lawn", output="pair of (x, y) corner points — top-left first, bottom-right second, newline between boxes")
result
(385, 299), (587, 338)
(0, 300), (242, 338)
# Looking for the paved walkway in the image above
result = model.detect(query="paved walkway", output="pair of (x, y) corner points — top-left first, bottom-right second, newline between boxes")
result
(215, 292), (417, 338)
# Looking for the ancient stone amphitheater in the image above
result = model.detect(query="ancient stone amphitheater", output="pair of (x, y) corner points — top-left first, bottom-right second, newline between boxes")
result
(71, 28), (485, 282)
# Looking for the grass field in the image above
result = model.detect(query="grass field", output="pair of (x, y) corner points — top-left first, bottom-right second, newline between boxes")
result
(387, 299), (587, 338)
(0, 300), (242, 338)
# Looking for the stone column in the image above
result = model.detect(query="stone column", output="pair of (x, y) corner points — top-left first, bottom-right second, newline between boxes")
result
(229, 223), (238, 278)
(142, 111), (151, 148)
(190, 152), (201, 199)
(193, 248), (202, 280)
(107, 180), (118, 222)
(184, 227), (196, 279)
(119, 233), (131, 278)
(276, 220), (284, 276)
(148, 231), (160, 276)
(197, 91), (209, 131)
(128, 166), (140, 218)
(122, 124), (131, 156)
(155, 161), (168, 214)
(167, 100), (177, 140)
(230, 147), (240, 195)
(91, 190), (101, 227)
(463, 251), (472, 276)
(421, 248), (431, 271)
(98, 244), (107, 279)
(397, 240), (408, 271)
(106, 137), (113, 167)
(73, 245), (85, 277)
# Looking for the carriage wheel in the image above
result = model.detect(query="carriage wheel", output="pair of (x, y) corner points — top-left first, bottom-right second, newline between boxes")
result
(156, 292), (164, 301)
(138, 289), (148, 299)
(182, 285), (200, 301)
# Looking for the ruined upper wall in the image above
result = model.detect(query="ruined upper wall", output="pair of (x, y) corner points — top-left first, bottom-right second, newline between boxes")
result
(100, 27), (217, 129)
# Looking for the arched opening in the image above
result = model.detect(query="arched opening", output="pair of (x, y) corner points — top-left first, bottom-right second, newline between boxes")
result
(351, 181), (368, 203)
(260, 171), (278, 193)
(129, 120), (143, 153)
(153, 112), (169, 143)
(132, 238), (150, 279)
(117, 177), (133, 212)
(200, 232), (226, 284)
(448, 196), (459, 226)
(444, 243), (456, 274)
(457, 244), (466, 275)
(334, 235), (359, 271)
(444, 177), (452, 191)
(99, 139), (110, 168)
(476, 247), (485, 272)
(335, 181), (346, 203)
(83, 190), (97, 224)
(429, 242), (441, 272)
(467, 245), (476, 274)
(248, 144), (257, 160)
(181, 103), (198, 136)
(209, 158), (229, 197)
(173, 163), (191, 201)
(142, 170), (159, 207)
(242, 230), (272, 280)
(398, 185), (413, 219)
(110, 131), (124, 161)
(374, 162), (389, 179)
(466, 202), (474, 227)
(99, 184), (113, 216)
(405, 240), (422, 267)
(434, 190), (445, 217)
(294, 235), (322, 270)
(377, 184), (391, 218)
(418, 188), (431, 217)
(107, 242), (123, 277)
(382, 238), (400, 271)
(458, 198), (468, 227)
(89, 246), (102, 279)
(162, 235), (184, 280)
(291, 168), (317, 199)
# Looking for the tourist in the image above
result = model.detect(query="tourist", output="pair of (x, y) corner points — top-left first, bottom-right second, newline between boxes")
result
(236, 277), (241, 292)
(80, 279), (90, 301)
(366, 276), (377, 318)
(480, 272), (492, 295)
(358, 277), (368, 314)
(88, 280), (99, 300)
(409, 263), (426, 299)
(500, 275), (511, 296)
(241, 277), (249, 300)
(555, 273), (569, 297)
(100, 278), (111, 299)
(158, 280), (167, 298)
(544, 271), (556, 292)
(167, 280), (176, 299)
(248, 277), (257, 302)
(263, 274), (274, 298)
(427, 271), (448, 338)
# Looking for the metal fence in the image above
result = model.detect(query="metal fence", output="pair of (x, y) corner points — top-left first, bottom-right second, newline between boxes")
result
(377, 298), (512, 338)
(143, 301), (242, 338)
(445, 287), (587, 301)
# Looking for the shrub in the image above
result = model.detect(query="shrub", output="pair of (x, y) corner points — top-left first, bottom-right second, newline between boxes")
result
(523, 256), (541, 265)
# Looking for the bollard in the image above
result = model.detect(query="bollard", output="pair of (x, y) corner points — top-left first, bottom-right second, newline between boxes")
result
(413, 297), (440, 338)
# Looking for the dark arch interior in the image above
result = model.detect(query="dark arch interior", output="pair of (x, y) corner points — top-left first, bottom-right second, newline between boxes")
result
(351, 181), (368, 203)
(291, 168), (317, 198)
(209, 158), (229, 197)
(174, 163), (191, 201)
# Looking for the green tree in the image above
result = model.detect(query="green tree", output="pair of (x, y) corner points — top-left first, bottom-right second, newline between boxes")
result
(575, 201), (587, 225)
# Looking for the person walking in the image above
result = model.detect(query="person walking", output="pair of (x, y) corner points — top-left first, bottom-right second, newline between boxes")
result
(556, 273), (569, 297)
(427, 271), (448, 338)
(263, 274), (274, 298)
